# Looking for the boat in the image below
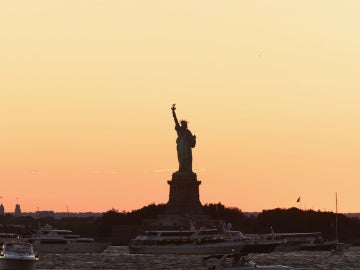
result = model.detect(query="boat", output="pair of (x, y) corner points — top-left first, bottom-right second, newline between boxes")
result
(22, 225), (109, 253)
(0, 241), (38, 270)
(264, 231), (323, 251)
(128, 228), (282, 254)
(299, 238), (341, 251)
(202, 253), (294, 270)
(300, 193), (347, 253)
(0, 233), (20, 245)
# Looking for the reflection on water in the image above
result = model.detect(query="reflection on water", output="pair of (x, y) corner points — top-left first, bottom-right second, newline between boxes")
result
(37, 246), (360, 270)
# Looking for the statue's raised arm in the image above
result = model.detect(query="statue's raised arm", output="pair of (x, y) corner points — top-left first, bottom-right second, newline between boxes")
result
(171, 104), (179, 127)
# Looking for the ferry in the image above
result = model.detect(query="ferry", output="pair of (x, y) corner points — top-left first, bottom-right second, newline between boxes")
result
(129, 228), (282, 254)
(22, 225), (109, 253)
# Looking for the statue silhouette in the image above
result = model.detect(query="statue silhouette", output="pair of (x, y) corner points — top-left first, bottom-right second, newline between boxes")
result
(171, 105), (196, 174)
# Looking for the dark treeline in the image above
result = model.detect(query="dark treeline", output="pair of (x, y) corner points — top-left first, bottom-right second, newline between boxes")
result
(2, 203), (360, 241)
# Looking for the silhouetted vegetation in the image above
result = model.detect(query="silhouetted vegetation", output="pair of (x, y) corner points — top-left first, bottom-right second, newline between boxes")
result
(202, 203), (256, 232)
(2, 203), (360, 242)
(256, 207), (360, 240)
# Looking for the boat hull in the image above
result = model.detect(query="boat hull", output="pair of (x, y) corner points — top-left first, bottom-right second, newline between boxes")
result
(299, 241), (343, 251)
(129, 241), (280, 254)
(241, 242), (279, 254)
(0, 258), (37, 270)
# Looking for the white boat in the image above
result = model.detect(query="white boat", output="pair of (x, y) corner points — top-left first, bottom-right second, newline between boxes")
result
(0, 241), (38, 270)
(203, 253), (294, 270)
(23, 225), (109, 253)
(128, 228), (282, 254)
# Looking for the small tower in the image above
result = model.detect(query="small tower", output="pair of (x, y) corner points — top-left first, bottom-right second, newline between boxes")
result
(0, 196), (4, 216)
(14, 197), (21, 216)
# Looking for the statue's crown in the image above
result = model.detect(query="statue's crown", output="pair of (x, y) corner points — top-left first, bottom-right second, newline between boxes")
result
(180, 120), (188, 127)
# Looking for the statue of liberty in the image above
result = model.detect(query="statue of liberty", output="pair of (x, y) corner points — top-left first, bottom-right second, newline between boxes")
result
(171, 104), (196, 174)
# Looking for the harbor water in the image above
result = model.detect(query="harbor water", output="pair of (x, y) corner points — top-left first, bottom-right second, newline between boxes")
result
(36, 246), (360, 269)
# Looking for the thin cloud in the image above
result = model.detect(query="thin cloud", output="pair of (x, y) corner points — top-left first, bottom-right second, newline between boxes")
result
(90, 170), (118, 175)
(152, 168), (176, 173)
(153, 168), (206, 173)
(18, 168), (41, 174)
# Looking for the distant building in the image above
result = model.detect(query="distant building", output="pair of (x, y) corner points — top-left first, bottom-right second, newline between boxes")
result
(35, 211), (55, 219)
(0, 204), (4, 215)
(14, 204), (21, 216)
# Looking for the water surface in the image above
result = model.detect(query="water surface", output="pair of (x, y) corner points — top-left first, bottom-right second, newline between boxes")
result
(37, 246), (360, 269)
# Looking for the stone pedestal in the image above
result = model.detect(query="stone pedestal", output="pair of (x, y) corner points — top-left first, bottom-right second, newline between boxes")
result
(165, 172), (203, 215)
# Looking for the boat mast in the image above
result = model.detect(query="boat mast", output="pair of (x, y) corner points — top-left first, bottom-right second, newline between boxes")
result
(335, 192), (338, 242)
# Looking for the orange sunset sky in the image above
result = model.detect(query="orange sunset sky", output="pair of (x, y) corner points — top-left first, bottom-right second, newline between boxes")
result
(1, 1), (360, 213)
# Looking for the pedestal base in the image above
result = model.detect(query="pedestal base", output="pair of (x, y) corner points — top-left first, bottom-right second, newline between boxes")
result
(165, 172), (203, 215)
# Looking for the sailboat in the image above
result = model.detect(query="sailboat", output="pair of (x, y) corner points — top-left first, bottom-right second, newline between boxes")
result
(330, 192), (344, 255)
(300, 192), (345, 252)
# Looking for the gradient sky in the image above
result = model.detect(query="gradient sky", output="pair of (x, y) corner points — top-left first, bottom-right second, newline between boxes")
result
(1, 1), (360, 213)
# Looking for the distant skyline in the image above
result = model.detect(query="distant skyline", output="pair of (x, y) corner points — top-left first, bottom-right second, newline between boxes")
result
(1, 206), (360, 216)
(1, 1), (360, 213)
